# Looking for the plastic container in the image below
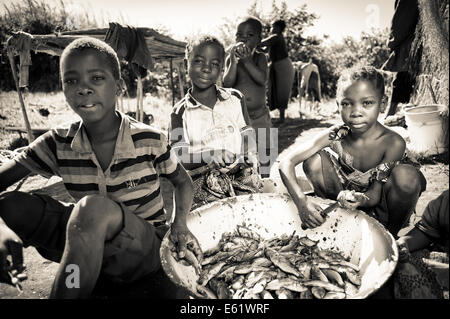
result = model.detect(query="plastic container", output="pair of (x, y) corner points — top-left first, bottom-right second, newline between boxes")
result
(404, 105), (447, 156)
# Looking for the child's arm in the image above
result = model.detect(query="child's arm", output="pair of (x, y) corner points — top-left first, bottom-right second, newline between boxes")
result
(238, 99), (258, 166)
(279, 129), (333, 228)
(0, 160), (31, 193)
(222, 48), (238, 88)
(259, 34), (278, 49)
(238, 50), (267, 87)
(343, 133), (406, 209)
(397, 227), (432, 255)
(0, 160), (32, 274)
(174, 146), (237, 170)
(167, 164), (202, 262)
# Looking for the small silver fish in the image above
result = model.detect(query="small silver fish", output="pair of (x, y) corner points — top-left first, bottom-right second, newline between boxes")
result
(198, 261), (226, 286)
(197, 285), (217, 299)
(321, 268), (345, 286)
(311, 286), (326, 299)
(260, 290), (274, 299)
(344, 281), (359, 297)
(298, 236), (318, 247)
(299, 289), (314, 299)
(275, 288), (294, 299)
(252, 257), (273, 267)
(231, 275), (245, 290)
(323, 291), (346, 299)
(303, 280), (345, 293)
(266, 248), (301, 277)
(311, 265), (329, 282)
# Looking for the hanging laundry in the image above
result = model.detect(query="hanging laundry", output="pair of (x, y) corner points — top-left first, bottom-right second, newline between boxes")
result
(104, 22), (154, 74)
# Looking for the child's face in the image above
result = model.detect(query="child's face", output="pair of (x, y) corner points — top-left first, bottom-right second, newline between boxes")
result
(187, 43), (223, 90)
(61, 49), (120, 124)
(336, 80), (384, 133)
(236, 22), (261, 51)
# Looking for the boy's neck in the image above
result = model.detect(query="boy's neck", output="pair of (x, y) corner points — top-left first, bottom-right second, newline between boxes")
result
(83, 111), (121, 144)
(191, 85), (217, 109)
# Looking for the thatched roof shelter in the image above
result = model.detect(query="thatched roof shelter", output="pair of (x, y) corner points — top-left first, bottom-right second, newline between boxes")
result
(24, 26), (186, 62)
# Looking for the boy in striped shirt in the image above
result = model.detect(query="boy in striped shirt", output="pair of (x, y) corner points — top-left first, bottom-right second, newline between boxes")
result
(0, 38), (201, 298)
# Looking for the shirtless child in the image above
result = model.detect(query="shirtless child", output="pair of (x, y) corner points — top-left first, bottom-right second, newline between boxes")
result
(223, 17), (275, 177)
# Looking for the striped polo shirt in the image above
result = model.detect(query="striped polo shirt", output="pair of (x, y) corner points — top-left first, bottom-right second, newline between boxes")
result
(169, 85), (254, 155)
(14, 111), (179, 226)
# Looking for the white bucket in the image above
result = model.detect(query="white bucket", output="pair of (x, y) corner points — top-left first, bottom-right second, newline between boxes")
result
(404, 105), (447, 156)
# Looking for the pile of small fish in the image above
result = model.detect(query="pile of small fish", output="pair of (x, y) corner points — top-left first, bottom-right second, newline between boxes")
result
(171, 224), (362, 299)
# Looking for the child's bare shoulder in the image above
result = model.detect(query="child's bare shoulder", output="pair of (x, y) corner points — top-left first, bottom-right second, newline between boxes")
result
(380, 124), (406, 150)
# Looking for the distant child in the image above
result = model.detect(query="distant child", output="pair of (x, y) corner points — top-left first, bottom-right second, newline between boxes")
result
(0, 37), (201, 298)
(222, 17), (274, 178)
(279, 66), (426, 236)
(394, 189), (448, 299)
(170, 35), (260, 208)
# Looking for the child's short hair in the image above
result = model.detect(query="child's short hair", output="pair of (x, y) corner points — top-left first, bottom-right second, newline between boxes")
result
(239, 16), (263, 35)
(273, 19), (286, 32)
(336, 65), (385, 98)
(185, 35), (225, 62)
(60, 37), (121, 80)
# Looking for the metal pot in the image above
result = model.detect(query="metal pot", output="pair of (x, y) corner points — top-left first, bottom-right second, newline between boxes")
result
(160, 193), (398, 299)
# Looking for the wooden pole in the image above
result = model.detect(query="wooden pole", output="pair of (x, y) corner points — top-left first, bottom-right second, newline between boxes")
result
(139, 76), (144, 122)
(170, 58), (175, 106)
(136, 75), (143, 122)
(7, 49), (34, 143)
(176, 61), (185, 98)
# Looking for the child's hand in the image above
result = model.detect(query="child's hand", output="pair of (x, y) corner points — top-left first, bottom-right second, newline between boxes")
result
(328, 124), (350, 141)
(297, 198), (325, 229)
(234, 42), (251, 60)
(438, 104), (449, 117)
(396, 239), (410, 263)
(169, 223), (203, 265)
(210, 149), (236, 169)
(337, 190), (368, 209)
(229, 46), (238, 65)
(0, 225), (25, 284)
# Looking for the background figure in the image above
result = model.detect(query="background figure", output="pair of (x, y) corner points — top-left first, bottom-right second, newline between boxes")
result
(259, 19), (295, 123)
(382, 0), (419, 117)
(297, 59), (322, 116)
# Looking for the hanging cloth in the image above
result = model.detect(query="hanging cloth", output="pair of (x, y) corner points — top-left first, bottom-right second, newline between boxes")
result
(104, 22), (154, 75)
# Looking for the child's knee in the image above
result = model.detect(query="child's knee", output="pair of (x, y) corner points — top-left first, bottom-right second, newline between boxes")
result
(0, 191), (43, 221)
(0, 191), (21, 210)
(303, 153), (322, 179)
(389, 165), (423, 196)
(68, 195), (122, 237)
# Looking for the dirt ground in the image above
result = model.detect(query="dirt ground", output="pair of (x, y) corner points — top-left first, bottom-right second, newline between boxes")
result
(0, 99), (448, 299)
